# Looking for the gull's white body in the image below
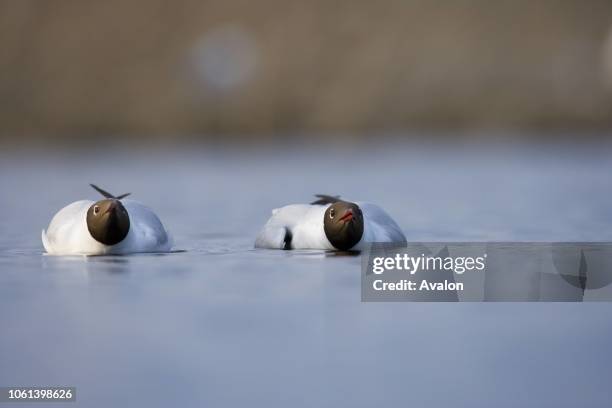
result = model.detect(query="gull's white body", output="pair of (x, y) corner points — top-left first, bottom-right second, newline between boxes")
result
(42, 199), (172, 255)
(255, 202), (406, 250)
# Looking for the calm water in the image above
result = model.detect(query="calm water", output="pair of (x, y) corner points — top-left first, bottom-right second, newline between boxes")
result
(1, 143), (611, 407)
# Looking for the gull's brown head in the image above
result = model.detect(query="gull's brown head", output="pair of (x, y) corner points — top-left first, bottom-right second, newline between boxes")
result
(86, 199), (130, 245)
(323, 201), (364, 250)
(86, 184), (131, 246)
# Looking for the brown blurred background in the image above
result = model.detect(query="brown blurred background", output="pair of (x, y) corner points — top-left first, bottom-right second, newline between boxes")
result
(2, 0), (612, 144)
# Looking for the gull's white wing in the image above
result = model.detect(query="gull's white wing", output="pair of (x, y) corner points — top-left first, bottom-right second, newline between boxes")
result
(357, 202), (406, 245)
(42, 200), (100, 255)
(255, 204), (333, 249)
(116, 199), (173, 253)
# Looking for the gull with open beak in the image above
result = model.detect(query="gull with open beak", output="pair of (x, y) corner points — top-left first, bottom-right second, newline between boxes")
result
(255, 195), (406, 251)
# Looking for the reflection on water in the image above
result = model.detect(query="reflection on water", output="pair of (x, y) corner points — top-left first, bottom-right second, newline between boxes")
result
(1, 144), (612, 407)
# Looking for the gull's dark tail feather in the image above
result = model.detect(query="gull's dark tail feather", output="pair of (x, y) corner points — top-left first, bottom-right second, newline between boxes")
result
(90, 184), (131, 200)
(311, 194), (342, 205)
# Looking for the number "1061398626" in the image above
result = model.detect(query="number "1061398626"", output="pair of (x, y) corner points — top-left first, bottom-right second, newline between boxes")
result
(7, 387), (74, 400)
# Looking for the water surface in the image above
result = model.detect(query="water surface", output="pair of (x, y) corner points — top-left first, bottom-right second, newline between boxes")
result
(1, 143), (611, 407)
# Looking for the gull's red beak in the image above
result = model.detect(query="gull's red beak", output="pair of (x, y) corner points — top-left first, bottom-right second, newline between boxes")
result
(339, 209), (353, 222)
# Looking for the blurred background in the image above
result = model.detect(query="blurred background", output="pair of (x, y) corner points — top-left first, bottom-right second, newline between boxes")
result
(2, 0), (612, 145)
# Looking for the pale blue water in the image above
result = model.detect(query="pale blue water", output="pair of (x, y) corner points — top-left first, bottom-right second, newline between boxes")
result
(1, 142), (611, 407)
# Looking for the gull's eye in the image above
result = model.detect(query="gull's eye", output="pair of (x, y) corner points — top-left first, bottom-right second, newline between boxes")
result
(93, 206), (100, 215)
(329, 208), (335, 218)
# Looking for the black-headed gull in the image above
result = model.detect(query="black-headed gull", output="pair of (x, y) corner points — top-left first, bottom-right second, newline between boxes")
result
(42, 184), (172, 255)
(255, 195), (406, 250)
